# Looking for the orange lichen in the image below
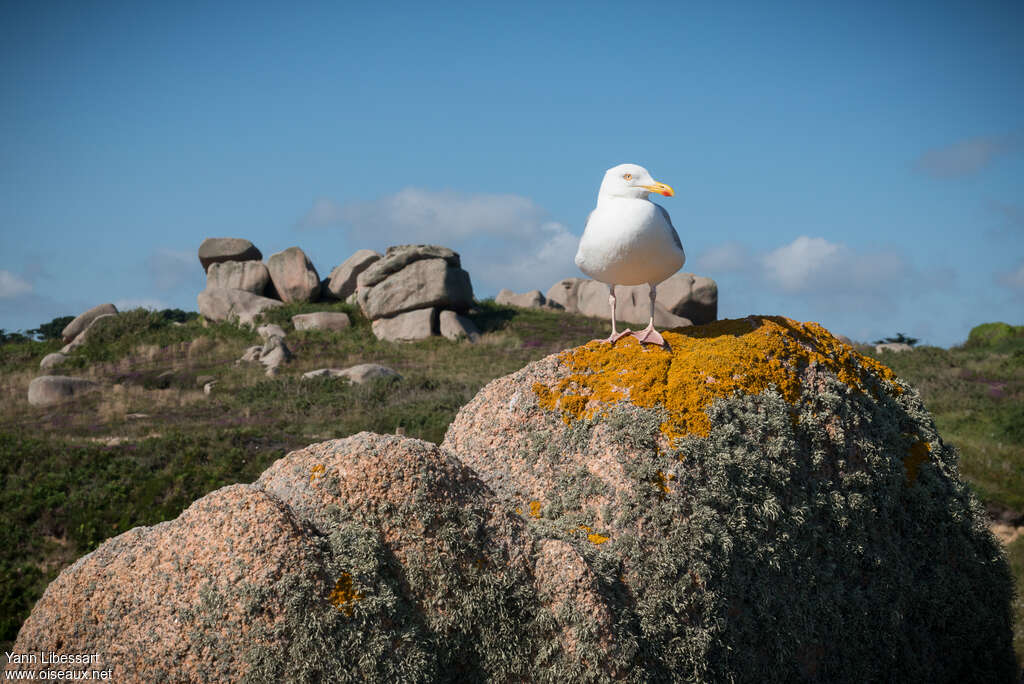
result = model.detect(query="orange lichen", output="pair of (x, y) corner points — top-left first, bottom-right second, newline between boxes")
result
(309, 463), (326, 483)
(328, 573), (362, 616)
(574, 524), (611, 545)
(904, 439), (932, 484)
(528, 501), (542, 518)
(532, 316), (901, 444)
(655, 471), (675, 499)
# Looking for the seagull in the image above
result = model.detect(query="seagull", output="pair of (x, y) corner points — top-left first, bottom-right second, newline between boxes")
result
(575, 163), (685, 347)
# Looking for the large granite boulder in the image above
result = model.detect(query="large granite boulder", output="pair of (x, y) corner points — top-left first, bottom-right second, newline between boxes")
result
(9, 436), (560, 682)
(357, 258), (473, 320)
(28, 375), (100, 407)
(61, 303), (118, 343)
(197, 288), (283, 326)
(441, 316), (1016, 681)
(267, 247), (321, 303)
(356, 244), (461, 289)
(370, 308), (436, 342)
(205, 260), (271, 294)
(197, 238), (262, 272)
(325, 250), (381, 300)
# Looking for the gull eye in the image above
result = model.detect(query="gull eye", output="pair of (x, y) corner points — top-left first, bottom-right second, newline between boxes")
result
(623, 173), (632, 181)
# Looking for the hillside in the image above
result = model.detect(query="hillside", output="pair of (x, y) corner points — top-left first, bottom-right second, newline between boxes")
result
(1, 303), (1022, 663)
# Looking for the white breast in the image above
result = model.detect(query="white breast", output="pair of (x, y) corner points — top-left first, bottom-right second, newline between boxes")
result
(575, 198), (685, 286)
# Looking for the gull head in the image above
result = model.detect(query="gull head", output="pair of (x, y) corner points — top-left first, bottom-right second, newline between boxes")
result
(598, 163), (674, 200)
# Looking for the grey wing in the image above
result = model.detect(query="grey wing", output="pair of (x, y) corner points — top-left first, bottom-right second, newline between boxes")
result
(655, 204), (683, 251)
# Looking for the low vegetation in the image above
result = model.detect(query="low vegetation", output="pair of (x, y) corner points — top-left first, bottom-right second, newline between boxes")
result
(1, 305), (1021, 663)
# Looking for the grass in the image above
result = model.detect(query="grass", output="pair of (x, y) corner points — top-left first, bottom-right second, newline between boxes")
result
(1, 304), (1022, 665)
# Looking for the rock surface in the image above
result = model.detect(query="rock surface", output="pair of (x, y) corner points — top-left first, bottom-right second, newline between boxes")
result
(574, 279), (692, 329)
(205, 260), (271, 294)
(439, 310), (480, 342)
(267, 247), (321, 303)
(28, 375), (100, 407)
(61, 303), (118, 343)
(198, 237), (262, 272)
(356, 244), (461, 289)
(197, 288), (283, 326)
(326, 250), (381, 300)
(11, 435), (559, 682)
(292, 312), (351, 332)
(496, 289), (547, 309)
(12, 316), (1016, 682)
(302, 364), (401, 384)
(357, 258), (473, 320)
(546, 272), (717, 326)
(39, 352), (67, 371)
(61, 313), (118, 353)
(371, 308), (436, 342)
(441, 315), (1017, 681)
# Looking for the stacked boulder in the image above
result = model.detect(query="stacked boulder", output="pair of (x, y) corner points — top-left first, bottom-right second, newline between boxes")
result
(354, 245), (479, 343)
(195, 239), (479, 344)
(196, 238), (285, 325)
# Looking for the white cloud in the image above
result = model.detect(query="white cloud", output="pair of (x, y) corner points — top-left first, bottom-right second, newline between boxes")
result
(758, 236), (907, 295)
(694, 242), (750, 273)
(297, 198), (346, 229)
(997, 261), (1024, 291)
(297, 188), (580, 295)
(915, 134), (1017, 178)
(0, 270), (32, 299)
(114, 298), (169, 311)
(147, 249), (200, 291)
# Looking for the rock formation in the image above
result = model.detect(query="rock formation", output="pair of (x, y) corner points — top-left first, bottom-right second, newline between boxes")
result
(28, 375), (100, 407)
(205, 260), (271, 294)
(325, 249), (381, 300)
(197, 238), (262, 272)
(355, 245), (476, 343)
(496, 289), (548, 309)
(11, 316), (1015, 681)
(302, 364), (401, 384)
(546, 272), (717, 327)
(197, 288), (283, 326)
(267, 246), (320, 303)
(61, 303), (118, 344)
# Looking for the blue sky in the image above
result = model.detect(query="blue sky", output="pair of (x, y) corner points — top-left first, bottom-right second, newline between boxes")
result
(1, 1), (1021, 347)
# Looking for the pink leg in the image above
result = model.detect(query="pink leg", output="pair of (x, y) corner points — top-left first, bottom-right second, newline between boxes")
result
(632, 284), (668, 347)
(598, 285), (631, 343)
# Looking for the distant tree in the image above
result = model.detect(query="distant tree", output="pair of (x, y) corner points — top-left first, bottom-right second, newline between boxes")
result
(872, 332), (919, 347)
(0, 329), (29, 345)
(27, 315), (75, 341)
(160, 308), (198, 323)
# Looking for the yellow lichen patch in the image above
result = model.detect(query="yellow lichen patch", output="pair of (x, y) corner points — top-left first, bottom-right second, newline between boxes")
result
(574, 524), (611, 545)
(904, 439), (932, 484)
(655, 470), (675, 498)
(328, 572), (362, 616)
(529, 500), (542, 518)
(310, 463), (326, 483)
(532, 316), (902, 444)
